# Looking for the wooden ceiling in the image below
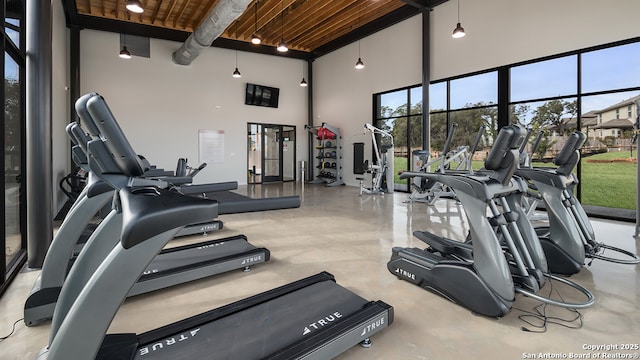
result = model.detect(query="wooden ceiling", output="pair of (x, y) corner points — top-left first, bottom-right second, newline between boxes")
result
(65, 0), (448, 58)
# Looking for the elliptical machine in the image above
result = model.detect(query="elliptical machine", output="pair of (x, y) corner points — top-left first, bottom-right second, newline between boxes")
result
(406, 124), (484, 205)
(360, 123), (394, 195)
(389, 124), (594, 317)
(516, 130), (640, 273)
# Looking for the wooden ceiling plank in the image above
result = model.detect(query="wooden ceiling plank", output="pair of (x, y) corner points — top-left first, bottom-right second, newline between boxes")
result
(162, 0), (179, 26)
(72, 0), (425, 55)
(151, 0), (164, 24)
(290, 0), (360, 50)
(286, 0), (355, 48)
(174, 0), (192, 28)
(298, 0), (401, 51)
(192, 0), (220, 28)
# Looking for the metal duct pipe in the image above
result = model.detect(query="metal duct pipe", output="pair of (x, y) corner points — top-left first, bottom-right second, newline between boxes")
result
(172, 0), (252, 66)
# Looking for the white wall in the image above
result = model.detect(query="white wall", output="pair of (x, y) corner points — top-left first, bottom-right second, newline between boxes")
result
(314, 0), (640, 186)
(314, 16), (423, 187)
(79, 30), (309, 186)
(52, 0), (70, 213)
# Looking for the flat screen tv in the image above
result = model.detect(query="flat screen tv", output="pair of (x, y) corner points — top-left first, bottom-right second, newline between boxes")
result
(245, 83), (279, 108)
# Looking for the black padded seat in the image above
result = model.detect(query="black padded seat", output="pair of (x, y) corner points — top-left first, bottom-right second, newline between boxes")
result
(118, 187), (218, 249)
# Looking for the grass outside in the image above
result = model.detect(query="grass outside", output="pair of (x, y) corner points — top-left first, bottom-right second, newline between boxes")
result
(393, 151), (638, 210)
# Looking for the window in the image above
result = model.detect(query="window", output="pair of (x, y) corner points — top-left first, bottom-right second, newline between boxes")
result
(582, 42), (640, 93)
(2, 0), (26, 296)
(450, 71), (497, 109)
(374, 85), (423, 192)
(373, 38), (639, 218)
(511, 55), (577, 102)
(429, 71), (498, 167)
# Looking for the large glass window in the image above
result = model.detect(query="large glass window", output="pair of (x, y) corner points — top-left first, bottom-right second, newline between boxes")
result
(2, 0), (26, 297)
(374, 86), (423, 192)
(508, 41), (639, 216)
(373, 38), (639, 220)
(511, 55), (577, 102)
(450, 72), (497, 109)
(579, 90), (639, 211)
(582, 42), (640, 93)
(428, 71), (497, 172)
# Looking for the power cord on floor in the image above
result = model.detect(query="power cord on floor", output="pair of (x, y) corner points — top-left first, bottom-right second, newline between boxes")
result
(0, 318), (24, 340)
(513, 274), (584, 333)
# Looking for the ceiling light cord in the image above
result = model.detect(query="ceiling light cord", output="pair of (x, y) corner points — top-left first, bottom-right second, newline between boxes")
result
(233, 50), (241, 78)
(300, 62), (308, 86)
(355, 1), (365, 69)
(277, 0), (288, 52)
(251, 1), (261, 45)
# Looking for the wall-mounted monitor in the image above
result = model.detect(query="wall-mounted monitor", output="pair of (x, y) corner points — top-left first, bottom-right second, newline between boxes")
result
(245, 83), (280, 108)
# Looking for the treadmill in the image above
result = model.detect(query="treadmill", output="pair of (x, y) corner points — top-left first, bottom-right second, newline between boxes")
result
(35, 94), (393, 359)
(38, 187), (393, 360)
(24, 93), (297, 326)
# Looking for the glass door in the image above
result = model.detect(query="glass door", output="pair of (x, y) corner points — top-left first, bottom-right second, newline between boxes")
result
(247, 123), (296, 184)
(262, 125), (282, 183)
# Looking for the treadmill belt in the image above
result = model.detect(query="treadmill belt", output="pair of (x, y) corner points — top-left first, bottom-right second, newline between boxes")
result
(133, 280), (369, 359)
(138, 235), (255, 280)
(204, 191), (300, 215)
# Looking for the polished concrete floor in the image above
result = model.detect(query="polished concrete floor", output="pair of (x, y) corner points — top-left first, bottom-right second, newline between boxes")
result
(1, 183), (639, 360)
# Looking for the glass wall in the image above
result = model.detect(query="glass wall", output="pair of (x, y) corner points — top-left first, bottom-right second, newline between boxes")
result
(2, 0), (26, 297)
(374, 86), (423, 192)
(428, 71), (497, 170)
(509, 41), (639, 212)
(374, 37), (639, 219)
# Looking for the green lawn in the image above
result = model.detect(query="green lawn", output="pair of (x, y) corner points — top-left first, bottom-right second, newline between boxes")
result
(392, 151), (638, 210)
(579, 151), (637, 210)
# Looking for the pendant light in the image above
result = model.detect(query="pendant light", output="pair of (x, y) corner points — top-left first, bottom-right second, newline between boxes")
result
(355, 41), (364, 69)
(251, 1), (262, 45)
(354, 2), (364, 69)
(300, 62), (307, 87)
(119, 34), (131, 59)
(277, 0), (288, 52)
(232, 21), (241, 78)
(452, 0), (465, 38)
(126, 0), (144, 13)
(119, 46), (132, 59)
(232, 51), (241, 78)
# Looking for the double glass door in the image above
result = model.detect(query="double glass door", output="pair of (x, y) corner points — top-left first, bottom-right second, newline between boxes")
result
(248, 123), (296, 184)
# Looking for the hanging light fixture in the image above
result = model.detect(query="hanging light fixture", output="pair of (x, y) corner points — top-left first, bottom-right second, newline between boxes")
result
(119, 34), (131, 59)
(355, 41), (365, 69)
(300, 62), (307, 87)
(251, 1), (262, 45)
(354, 2), (364, 69)
(277, 0), (288, 52)
(126, 0), (144, 13)
(119, 46), (132, 59)
(231, 21), (241, 77)
(233, 50), (241, 78)
(452, 0), (465, 38)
